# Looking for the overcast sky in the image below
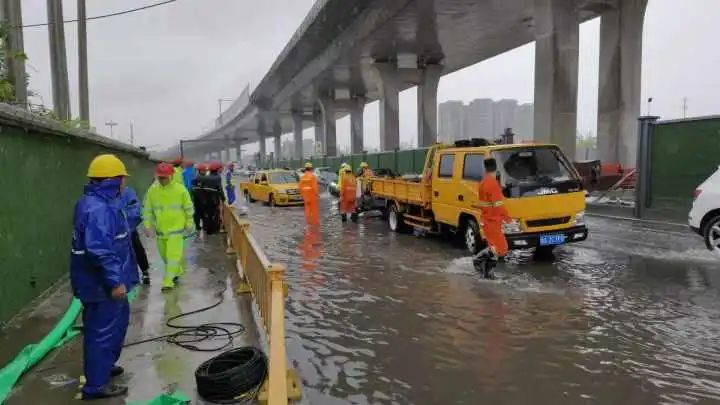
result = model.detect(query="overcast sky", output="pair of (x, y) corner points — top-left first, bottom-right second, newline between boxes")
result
(19, 0), (720, 155)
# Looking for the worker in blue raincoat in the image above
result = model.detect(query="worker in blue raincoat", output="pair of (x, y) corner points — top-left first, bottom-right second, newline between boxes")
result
(225, 163), (236, 205)
(120, 186), (151, 285)
(182, 160), (196, 192)
(70, 154), (139, 400)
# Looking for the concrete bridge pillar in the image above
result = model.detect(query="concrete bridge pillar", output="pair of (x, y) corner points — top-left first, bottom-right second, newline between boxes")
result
(293, 114), (304, 160)
(318, 96), (337, 156)
(374, 62), (401, 151)
(313, 110), (324, 156)
(417, 64), (442, 147)
(597, 0), (648, 168)
(532, 0), (579, 160)
(272, 122), (282, 168)
(350, 97), (365, 154)
(258, 134), (266, 168)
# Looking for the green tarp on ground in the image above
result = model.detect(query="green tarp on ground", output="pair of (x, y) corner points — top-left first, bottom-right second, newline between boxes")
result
(127, 390), (191, 405)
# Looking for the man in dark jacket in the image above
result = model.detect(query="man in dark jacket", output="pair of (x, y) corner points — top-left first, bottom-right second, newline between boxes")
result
(192, 162), (225, 235)
(70, 154), (139, 400)
(120, 186), (150, 285)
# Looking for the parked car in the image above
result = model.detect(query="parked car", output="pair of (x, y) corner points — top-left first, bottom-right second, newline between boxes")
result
(689, 166), (720, 254)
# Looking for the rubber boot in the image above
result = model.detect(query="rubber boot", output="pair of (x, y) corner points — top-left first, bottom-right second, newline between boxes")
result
(473, 248), (498, 279)
(82, 384), (128, 400)
(341, 214), (347, 223)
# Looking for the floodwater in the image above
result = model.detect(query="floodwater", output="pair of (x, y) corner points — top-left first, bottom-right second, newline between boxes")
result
(242, 192), (720, 405)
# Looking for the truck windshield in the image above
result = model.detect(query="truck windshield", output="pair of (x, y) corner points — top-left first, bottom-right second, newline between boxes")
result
(270, 172), (297, 184)
(492, 146), (582, 198)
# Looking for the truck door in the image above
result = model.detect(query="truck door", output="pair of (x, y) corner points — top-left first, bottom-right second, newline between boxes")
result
(458, 152), (486, 214)
(432, 152), (460, 226)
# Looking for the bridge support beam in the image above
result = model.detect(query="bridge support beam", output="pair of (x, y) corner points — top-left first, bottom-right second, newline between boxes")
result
(318, 96), (337, 156)
(350, 97), (365, 154)
(417, 65), (442, 147)
(533, 0), (579, 160)
(258, 134), (266, 168)
(293, 114), (304, 160)
(597, 0), (647, 168)
(374, 63), (401, 151)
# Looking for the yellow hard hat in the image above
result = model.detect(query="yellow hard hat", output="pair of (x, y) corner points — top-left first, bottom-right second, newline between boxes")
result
(304, 162), (313, 169)
(360, 162), (369, 168)
(87, 154), (129, 178)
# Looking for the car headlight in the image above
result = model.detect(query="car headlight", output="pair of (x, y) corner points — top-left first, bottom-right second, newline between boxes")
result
(574, 211), (585, 225)
(502, 218), (522, 234)
(330, 182), (337, 188)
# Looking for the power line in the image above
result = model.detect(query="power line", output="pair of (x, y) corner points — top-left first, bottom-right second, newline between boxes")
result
(19, 0), (182, 28)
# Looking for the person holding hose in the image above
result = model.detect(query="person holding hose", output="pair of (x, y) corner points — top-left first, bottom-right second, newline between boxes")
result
(70, 154), (138, 399)
(472, 158), (510, 279)
(143, 163), (195, 291)
(299, 162), (320, 224)
(339, 166), (358, 222)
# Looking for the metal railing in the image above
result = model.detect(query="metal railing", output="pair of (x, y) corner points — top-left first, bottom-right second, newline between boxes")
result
(222, 204), (300, 405)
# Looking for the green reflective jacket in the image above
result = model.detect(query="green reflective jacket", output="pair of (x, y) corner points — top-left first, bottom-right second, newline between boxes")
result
(172, 166), (184, 185)
(142, 182), (194, 235)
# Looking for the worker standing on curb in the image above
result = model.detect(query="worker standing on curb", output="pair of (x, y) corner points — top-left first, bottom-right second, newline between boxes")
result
(70, 154), (138, 400)
(225, 163), (236, 205)
(120, 186), (151, 285)
(339, 166), (357, 222)
(472, 158), (510, 278)
(143, 163), (195, 291)
(299, 162), (320, 225)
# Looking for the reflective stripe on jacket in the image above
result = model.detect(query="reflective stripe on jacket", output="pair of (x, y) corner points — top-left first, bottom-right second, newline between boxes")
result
(142, 181), (194, 235)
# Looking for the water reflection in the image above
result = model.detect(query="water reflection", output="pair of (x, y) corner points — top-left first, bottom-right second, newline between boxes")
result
(242, 196), (720, 404)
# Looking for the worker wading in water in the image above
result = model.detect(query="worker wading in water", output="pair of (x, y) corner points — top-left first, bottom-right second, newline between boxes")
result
(339, 166), (358, 222)
(299, 162), (320, 225)
(472, 158), (510, 279)
(70, 154), (138, 399)
(143, 163), (195, 291)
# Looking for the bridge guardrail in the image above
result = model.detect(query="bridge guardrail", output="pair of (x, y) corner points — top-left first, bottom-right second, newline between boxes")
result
(221, 204), (300, 405)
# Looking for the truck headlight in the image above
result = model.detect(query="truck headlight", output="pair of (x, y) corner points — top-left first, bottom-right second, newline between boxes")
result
(502, 218), (522, 234)
(574, 211), (586, 225)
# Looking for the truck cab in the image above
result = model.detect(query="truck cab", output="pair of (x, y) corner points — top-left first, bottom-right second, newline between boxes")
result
(241, 170), (303, 207)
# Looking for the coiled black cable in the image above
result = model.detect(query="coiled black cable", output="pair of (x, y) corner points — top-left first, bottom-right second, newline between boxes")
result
(123, 281), (246, 351)
(195, 347), (268, 403)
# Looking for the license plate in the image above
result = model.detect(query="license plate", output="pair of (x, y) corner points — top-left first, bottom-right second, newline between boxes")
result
(539, 234), (566, 246)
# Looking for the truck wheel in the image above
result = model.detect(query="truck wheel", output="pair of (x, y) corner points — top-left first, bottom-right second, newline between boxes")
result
(533, 246), (556, 260)
(388, 204), (408, 233)
(703, 215), (720, 253)
(245, 191), (254, 203)
(464, 218), (482, 254)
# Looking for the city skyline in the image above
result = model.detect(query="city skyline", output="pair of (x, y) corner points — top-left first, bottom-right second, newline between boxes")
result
(439, 98), (534, 144)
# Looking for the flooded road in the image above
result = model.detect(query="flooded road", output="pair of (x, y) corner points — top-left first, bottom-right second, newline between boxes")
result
(242, 192), (720, 405)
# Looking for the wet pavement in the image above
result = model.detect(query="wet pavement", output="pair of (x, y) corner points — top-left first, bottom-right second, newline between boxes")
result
(241, 191), (720, 405)
(2, 233), (260, 404)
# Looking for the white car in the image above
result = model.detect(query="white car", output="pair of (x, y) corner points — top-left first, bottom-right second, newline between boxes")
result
(689, 166), (720, 254)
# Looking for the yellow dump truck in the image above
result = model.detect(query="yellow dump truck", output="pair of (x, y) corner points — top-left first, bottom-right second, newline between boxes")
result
(240, 169), (303, 207)
(370, 141), (588, 255)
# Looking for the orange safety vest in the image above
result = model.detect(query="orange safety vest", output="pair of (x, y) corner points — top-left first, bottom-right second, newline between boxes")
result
(299, 172), (318, 202)
(341, 173), (357, 200)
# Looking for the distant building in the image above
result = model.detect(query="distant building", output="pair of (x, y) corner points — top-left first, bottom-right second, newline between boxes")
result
(513, 103), (534, 142)
(493, 99), (518, 137)
(438, 100), (464, 143)
(302, 139), (315, 159)
(463, 98), (494, 139)
(281, 139), (294, 159)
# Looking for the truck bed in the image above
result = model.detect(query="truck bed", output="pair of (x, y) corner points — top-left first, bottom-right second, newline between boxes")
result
(370, 178), (431, 207)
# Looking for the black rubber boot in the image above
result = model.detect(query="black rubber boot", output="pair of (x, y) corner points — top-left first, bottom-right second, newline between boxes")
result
(142, 274), (150, 285)
(82, 384), (128, 400)
(341, 214), (347, 223)
(110, 365), (124, 377)
(473, 249), (498, 279)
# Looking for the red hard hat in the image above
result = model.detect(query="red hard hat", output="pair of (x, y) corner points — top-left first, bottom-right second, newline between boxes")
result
(183, 160), (194, 168)
(209, 161), (222, 171)
(155, 162), (175, 177)
(171, 157), (183, 165)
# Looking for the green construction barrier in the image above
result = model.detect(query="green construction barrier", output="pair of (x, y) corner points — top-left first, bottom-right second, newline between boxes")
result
(0, 289), (139, 403)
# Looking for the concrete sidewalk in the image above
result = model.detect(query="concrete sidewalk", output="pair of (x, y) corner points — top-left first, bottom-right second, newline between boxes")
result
(1, 234), (261, 404)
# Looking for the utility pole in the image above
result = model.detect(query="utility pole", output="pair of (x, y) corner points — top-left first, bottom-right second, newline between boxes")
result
(682, 97), (688, 119)
(46, 0), (71, 120)
(77, 0), (89, 125)
(2, 0), (28, 108)
(105, 121), (118, 138)
(130, 122), (135, 145)
(217, 98), (233, 125)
